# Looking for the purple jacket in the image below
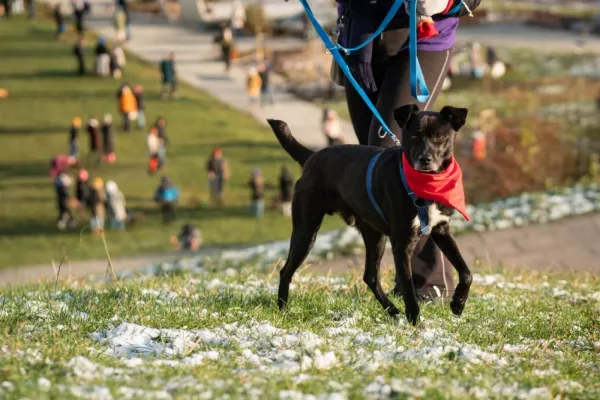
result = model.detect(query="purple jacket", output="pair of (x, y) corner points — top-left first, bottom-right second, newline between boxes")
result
(337, 0), (480, 62)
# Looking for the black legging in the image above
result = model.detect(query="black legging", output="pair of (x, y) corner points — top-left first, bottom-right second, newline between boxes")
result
(344, 35), (454, 297)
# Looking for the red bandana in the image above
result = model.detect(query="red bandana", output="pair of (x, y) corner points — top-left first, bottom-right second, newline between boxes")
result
(401, 154), (470, 221)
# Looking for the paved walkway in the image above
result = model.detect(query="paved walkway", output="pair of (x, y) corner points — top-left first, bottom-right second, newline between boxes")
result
(322, 214), (600, 276)
(86, 7), (358, 148)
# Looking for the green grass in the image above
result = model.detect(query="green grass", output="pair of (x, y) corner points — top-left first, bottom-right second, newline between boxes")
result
(0, 15), (341, 269)
(0, 262), (599, 399)
(481, 0), (598, 20)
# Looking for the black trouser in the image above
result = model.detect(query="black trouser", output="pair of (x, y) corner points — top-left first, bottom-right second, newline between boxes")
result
(76, 56), (85, 75)
(74, 15), (84, 34)
(161, 202), (175, 223)
(58, 203), (74, 225)
(344, 36), (454, 297)
(2, 0), (11, 18)
(122, 112), (130, 131)
(222, 44), (231, 70)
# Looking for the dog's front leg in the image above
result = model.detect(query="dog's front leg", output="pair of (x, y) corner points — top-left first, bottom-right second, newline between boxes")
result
(431, 223), (472, 316)
(390, 233), (420, 325)
(358, 222), (400, 317)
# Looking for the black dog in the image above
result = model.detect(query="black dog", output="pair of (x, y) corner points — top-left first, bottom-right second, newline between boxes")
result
(267, 104), (473, 325)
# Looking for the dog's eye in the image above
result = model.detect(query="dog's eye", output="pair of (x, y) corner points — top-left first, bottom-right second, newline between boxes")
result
(434, 136), (445, 142)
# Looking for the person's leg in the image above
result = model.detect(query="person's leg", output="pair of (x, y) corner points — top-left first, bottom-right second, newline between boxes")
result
(342, 39), (389, 145)
(160, 82), (168, 99)
(78, 58), (85, 75)
(371, 49), (454, 298)
(57, 205), (67, 230)
(137, 110), (145, 129)
(168, 203), (176, 222)
(343, 60), (387, 145)
(367, 49), (451, 146)
(66, 208), (75, 226)
(257, 200), (264, 218)
(160, 203), (168, 223)
(122, 112), (129, 131)
(216, 176), (224, 205)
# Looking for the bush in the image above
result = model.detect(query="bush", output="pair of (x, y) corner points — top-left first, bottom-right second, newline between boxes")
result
(245, 4), (269, 35)
(459, 117), (596, 203)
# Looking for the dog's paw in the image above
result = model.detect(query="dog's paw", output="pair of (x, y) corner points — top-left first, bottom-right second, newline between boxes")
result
(405, 306), (420, 326)
(450, 297), (466, 316)
(406, 311), (419, 326)
(386, 306), (401, 318)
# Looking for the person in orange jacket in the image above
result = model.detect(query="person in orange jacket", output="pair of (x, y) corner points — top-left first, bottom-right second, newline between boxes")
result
(246, 66), (262, 111)
(116, 83), (138, 132)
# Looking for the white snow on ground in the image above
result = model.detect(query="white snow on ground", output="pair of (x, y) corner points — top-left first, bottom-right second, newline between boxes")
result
(67, 384), (113, 400)
(2, 272), (596, 398)
(90, 314), (513, 379)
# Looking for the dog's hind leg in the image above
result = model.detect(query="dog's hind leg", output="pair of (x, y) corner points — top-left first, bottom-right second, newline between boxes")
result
(390, 233), (420, 326)
(358, 223), (400, 317)
(431, 224), (472, 316)
(278, 192), (325, 311)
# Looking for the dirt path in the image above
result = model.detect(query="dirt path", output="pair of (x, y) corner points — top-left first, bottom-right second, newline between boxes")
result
(312, 214), (600, 276)
(2, 214), (599, 286)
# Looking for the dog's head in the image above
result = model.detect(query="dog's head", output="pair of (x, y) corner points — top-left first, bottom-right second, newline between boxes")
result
(394, 104), (468, 173)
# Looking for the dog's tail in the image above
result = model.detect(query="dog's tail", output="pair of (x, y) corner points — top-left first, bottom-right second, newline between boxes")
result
(267, 119), (314, 167)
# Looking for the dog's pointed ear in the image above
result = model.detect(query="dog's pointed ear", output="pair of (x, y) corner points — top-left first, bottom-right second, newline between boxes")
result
(393, 104), (420, 129)
(440, 106), (468, 131)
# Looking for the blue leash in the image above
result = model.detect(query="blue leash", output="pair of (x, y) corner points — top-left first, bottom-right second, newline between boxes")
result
(299, 0), (430, 144)
(406, 0), (430, 103)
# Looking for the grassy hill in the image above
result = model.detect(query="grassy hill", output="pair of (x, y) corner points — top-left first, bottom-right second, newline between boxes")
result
(0, 262), (598, 398)
(0, 14), (341, 269)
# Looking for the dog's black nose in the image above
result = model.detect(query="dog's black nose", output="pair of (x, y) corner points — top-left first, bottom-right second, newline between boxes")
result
(419, 156), (432, 165)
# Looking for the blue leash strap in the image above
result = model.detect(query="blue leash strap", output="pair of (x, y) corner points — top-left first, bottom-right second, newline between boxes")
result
(399, 162), (432, 236)
(366, 153), (387, 224)
(407, 0), (430, 103)
(338, 0), (404, 54)
(299, 0), (399, 144)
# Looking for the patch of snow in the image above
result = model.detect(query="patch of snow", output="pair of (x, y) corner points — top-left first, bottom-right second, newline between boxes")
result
(68, 385), (113, 400)
(67, 356), (124, 381)
(313, 350), (338, 370)
(118, 387), (173, 400)
(38, 377), (51, 391)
